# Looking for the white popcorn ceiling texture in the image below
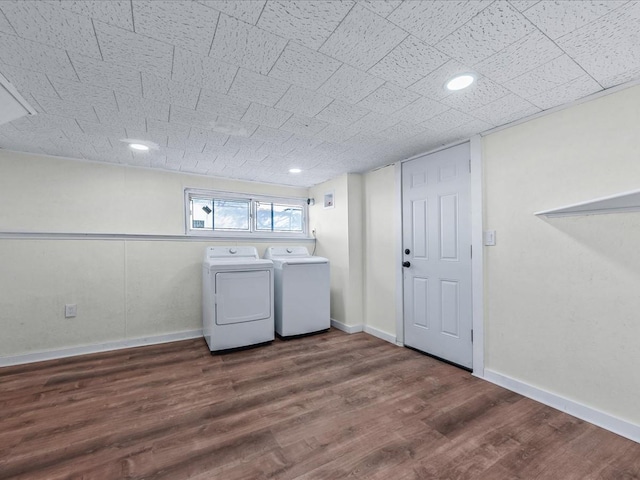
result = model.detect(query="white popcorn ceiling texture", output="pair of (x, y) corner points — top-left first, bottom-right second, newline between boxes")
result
(0, 0), (639, 187)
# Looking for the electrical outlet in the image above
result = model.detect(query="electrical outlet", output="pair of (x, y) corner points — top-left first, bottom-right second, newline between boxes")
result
(65, 304), (77, 318)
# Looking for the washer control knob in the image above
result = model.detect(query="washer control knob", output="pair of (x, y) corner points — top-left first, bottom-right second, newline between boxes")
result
(229, 248), (237, 254)
(286, 248), (293, 253)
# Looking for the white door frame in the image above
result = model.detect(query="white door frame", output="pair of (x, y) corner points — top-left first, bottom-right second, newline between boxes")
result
(395, 135), (485, 377)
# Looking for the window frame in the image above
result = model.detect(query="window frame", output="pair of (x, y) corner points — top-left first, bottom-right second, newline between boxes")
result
(184, 188), (309, 239)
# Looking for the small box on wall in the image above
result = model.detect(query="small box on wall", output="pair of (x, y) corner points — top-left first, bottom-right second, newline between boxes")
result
(323, 190), (334, 209)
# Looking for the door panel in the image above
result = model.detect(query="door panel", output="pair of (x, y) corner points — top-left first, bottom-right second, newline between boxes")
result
(412, 276), (429, 329)
(440, 194), (459, 260)
(402, 142), (472, 368)
(441, 280), (459, 337)
(412, 199), (428, 259)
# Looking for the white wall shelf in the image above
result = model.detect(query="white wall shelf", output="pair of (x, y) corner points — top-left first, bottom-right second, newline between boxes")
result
(535, 189), (640, 218)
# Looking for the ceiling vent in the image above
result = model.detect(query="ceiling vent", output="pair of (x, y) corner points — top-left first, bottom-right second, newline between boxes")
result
(0, 72), (37, 126)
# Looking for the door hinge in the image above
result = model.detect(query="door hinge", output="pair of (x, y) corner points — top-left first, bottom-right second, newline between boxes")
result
(471, 329), (474, 343)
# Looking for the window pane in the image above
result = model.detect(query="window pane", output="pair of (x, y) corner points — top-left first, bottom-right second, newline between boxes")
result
(213, 199), (249, 230)
(274, 204), (303, 232)
(191, 197), (213, 229)
(187, 189), (306, 236)
(256, 202), (303, 232)
(256, 202), (273, 231)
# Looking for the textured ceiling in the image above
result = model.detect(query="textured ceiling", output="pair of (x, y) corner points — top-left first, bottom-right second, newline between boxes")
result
(0, 1), (639, 187)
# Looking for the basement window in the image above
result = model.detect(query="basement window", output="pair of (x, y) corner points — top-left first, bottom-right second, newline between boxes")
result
(185, 188), (308, 238)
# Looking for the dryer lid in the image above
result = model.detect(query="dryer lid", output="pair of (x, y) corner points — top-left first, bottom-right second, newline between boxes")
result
(206, 258), (274, 268)
(204, 246), (273, 267)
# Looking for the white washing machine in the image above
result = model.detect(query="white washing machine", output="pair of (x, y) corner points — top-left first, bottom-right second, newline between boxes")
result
(264, 246), (330, 338)
(202, 246), (274, 352)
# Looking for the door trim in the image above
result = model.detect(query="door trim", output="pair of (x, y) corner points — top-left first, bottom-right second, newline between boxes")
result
(470, 135), (485, 377)
(394, 162), (404, 346)
(395, 136), (485, 376)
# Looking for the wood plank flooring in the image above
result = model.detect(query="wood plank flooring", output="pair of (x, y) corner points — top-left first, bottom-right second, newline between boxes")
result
(1, 329), (639, 479)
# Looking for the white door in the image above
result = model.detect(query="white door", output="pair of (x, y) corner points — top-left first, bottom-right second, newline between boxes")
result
(402, 142), (472, 369)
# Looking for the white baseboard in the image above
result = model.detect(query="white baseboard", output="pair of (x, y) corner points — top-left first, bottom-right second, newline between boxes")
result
(330, 319), (398, 346)
(363, 325), (397, 345)
(483, 369), (640, 444)
(0, 330), (203, 367)
(330, 318), (363, 334)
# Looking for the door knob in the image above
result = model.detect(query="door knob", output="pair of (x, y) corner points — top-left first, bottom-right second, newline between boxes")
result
(402, 261), (411, 268)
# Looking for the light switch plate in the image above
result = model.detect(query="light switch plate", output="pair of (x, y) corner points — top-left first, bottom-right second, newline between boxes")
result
(483, 230), (496, 246)
(65, 304), (77, 318)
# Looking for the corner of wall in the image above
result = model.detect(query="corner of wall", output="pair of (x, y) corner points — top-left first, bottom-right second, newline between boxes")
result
(361, 165), (399, 339)
(346, 173), (364, 327)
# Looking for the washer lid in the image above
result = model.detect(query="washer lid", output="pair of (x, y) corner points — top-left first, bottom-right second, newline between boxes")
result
(264, 246), (328, 265)
(272, 257), (328, 266)
(263, 246), (310, 258)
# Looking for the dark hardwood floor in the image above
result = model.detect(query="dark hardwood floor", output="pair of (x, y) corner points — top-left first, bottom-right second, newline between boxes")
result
(1, 329), (638, 479)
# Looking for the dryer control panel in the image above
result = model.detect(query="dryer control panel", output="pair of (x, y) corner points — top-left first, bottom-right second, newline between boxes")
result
(204, 246), (259, 261)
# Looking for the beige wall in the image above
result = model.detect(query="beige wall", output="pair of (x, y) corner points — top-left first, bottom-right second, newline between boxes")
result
(309, 170), (396, 333)
(346, 174), (364, 326)
(309, 168), (397, 334)
(308, 174), (357, 325)
(0, 151), (307, 358)
(363, 166), (397, 337)
(0, 150), (306, 235)
(483, 84), (640, 425)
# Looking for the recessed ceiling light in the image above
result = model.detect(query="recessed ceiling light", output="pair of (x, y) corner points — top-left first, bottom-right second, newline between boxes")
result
(446, 74), (475, 91)
(129, 143), (150, 151)
(289, 168), (302, 174)
(120, 138), (159, 151)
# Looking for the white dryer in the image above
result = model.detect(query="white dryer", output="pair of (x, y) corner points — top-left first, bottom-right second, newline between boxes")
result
(263, 246), (330, 338)
(202, 246), (274, 352)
